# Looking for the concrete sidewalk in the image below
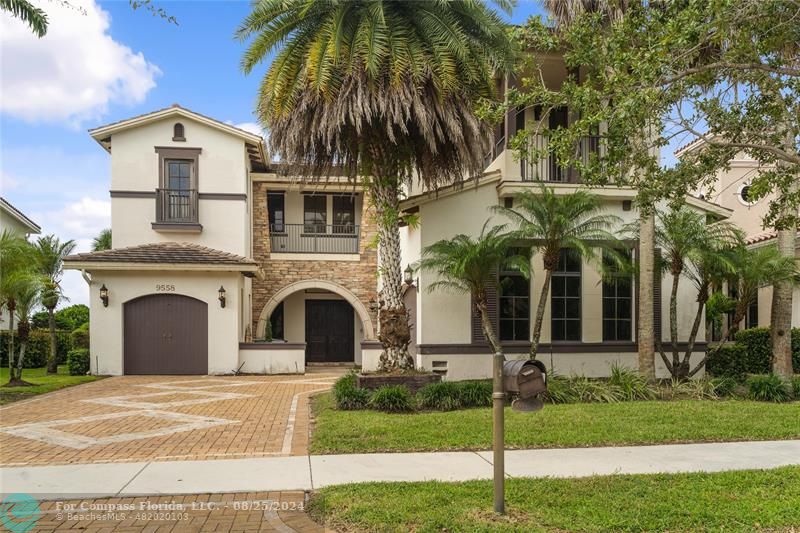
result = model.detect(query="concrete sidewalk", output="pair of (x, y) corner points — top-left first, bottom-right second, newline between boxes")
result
(2, 440), (799, 500)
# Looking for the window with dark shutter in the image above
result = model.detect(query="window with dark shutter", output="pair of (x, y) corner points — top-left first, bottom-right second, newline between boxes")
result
(653, 248), (662, 341)
(471, 272), (498, 344)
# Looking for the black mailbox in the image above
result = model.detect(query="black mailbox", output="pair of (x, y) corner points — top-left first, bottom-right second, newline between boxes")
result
(502, 359), (547, 412)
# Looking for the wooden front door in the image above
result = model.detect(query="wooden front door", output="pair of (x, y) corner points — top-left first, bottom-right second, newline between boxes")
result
(124, 294), (208, 375)
(305, 300), (354, 362)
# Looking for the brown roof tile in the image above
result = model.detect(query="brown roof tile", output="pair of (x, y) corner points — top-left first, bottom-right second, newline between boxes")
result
(64, 242), (257, 266)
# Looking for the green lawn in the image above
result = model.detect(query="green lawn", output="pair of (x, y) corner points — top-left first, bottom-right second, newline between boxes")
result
(0, 366), (99, 405)
(309, 466), (800, 532)
(310, 392), (800, 454)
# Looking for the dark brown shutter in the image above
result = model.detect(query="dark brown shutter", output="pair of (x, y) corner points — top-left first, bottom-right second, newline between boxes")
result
(653, 248), (662, 341)
(471, 274), (498, 344)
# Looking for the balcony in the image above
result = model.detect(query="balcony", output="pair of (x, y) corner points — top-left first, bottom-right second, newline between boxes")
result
(270, 224), (360, 254)
(153, 188), (201, 232)
(520, 135), (601, 183)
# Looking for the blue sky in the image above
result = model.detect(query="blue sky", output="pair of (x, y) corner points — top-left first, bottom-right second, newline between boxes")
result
(0, 0), (548, 306)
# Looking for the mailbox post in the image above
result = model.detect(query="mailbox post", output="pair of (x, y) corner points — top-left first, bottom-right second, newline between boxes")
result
(492, 353), (547, 514)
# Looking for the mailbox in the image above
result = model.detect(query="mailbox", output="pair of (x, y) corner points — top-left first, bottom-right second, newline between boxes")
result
(502, 359), (547, 412)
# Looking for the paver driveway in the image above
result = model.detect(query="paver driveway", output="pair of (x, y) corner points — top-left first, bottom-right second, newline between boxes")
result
(0, 374), (336, 467)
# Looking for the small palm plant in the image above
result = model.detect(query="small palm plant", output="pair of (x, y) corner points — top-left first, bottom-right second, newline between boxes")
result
(92, 229), (111, 252)
(9, 280), (42, 385)
(493, 186), (622, 356)
(33, 235), (76, 373)
(418, 222), (530, 353)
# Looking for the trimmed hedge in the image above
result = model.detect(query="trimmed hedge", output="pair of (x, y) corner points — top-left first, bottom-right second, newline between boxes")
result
(67, 348), (90, 376)
(707, 327), (800, 379)
(71, 323), (90, 350)
(0, 329), (72, 368)
(369, 385), (414, 412)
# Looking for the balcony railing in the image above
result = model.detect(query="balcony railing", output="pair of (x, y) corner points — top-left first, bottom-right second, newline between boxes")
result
(156, 188), (198, 223)
(520, 135), (601, 183)
(270, 223), (360, 254)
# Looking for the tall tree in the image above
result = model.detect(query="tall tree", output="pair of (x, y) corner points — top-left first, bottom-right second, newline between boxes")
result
(33, 235), (76, 374)
(92, 229), (112, 252)
(494, 187), (621, 357)
(0, 230), (38, 385)
(237, 0), (515, 370)
(418, 222), (529, 353)
(0, 0), (48, 37)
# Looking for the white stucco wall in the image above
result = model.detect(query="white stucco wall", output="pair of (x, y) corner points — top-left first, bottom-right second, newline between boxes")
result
(108, 116), (250, 256)
(87, 270), (243, 376)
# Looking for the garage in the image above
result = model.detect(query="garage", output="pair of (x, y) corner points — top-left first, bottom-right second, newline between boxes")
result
(124, 294), (208, 375)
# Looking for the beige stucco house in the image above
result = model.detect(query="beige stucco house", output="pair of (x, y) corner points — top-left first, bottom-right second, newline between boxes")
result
(0, 197), (41, 330)
(676, 140), (800, 331)
(64, 105), (379, 376)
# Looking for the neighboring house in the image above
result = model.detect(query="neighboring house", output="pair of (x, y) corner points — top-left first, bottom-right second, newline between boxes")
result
(677, 140), (800, 330)
(0, 197), (41, 330)
(398, 55), (731, 380)
(64, 105), (379, 376)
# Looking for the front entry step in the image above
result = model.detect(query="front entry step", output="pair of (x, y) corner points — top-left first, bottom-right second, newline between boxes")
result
(306, 363), (356, 375)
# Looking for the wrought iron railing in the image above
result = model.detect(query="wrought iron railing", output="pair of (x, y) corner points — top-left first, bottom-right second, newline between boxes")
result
(156, 188), (198, 223)
(520, 135), (602, 182)
(269, 223), (360, 254)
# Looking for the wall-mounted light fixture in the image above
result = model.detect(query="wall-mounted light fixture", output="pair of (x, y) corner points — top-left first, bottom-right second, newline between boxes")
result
(218, 286), (227, 308)
(99, 284), (109, 307)
(404, 265), (416, 287)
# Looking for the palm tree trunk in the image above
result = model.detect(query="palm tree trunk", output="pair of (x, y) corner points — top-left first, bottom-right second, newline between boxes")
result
(683, 287), (708, 377)
(47, 308), (58, 373)
(371, 177), (412, 371)
(476, 297), (501, 354)
(669, 271), (683, 379)
(771, 225), (795, 377)
(15, 320), (29, 382)
(6, 300), (15, 383)
(531, 269), (552, 358)
(637, 210), (657, 380)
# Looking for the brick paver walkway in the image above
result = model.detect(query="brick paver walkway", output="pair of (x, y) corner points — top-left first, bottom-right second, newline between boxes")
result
(0, 375), (336, 467)
(20, 491), (332, 532)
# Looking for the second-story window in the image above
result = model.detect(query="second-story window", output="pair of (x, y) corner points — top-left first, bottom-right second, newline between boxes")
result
(164, 159), (193, 221)
(551, 249), (581, 341)
(267, 192), (285, 233)
(304, 195), (327, 234)
(332, 195), (355, 234)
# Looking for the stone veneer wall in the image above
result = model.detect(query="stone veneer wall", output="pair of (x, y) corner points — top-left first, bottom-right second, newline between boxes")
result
(251, 181), (379, 336)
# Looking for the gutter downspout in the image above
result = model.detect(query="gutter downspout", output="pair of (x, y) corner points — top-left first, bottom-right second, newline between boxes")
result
(81, 269), (92, 285)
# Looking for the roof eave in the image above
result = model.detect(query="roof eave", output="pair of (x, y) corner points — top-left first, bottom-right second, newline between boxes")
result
(63, 261), (258, 273)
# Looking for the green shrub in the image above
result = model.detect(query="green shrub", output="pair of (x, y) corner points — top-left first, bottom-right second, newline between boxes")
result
(369, 385), (414, 412)
(457, 380), (493, 408)
(733, 328), (774, 374)
(67, 348), (90, 376)
(709, 328), (800, 379)
(332, 373), (370, 410)
(543, 375), (578, 404)
(709, 377), (738, 397)
(0, 329), (72, 368)
(791, 376), (800, 400)
(609, 364), (657, 401)
(417, 382), (462, 411)
(746, 374), (792, 403)
(706, 343), (749, 379)
(544, 375), (622, 404)
(70, 323), (90, 350)
(666, 378), (724, 400)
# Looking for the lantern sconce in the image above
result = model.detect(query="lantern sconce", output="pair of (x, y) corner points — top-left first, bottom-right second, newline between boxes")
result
(403, 265), (416, 287)
(218, 286), (227, 308)
(99, 284), (109, 307)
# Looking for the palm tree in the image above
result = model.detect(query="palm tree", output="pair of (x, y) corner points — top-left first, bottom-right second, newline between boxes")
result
(9, 280), (42, 385)
(33, 235), (76, 374)
(638, 207), (742, 379)
(493, 187), (622, 357)
(92, 229), (112, 252)
(236, 0), (515, 370)
(0, 231), (38, 385)
(418, 222), (529, 353)
(1, 0), (48, 37)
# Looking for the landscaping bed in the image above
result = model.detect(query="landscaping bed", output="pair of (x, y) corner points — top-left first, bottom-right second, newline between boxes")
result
(0, 366), (100, 405)
(309, 466), (800, 532)
(310, 392), (800, 453)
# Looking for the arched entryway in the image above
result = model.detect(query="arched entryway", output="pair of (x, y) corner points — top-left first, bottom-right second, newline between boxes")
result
(124, 294), (208, 375)
(256, 280), (375, 364)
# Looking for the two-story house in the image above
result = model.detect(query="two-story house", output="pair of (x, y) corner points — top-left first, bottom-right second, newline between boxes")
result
(399, 54), (732, 380)
(0, 197), (41, 331)
(64, 105), (380, 376)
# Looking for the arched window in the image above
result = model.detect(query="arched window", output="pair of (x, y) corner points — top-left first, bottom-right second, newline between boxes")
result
(173, 123), (185, 141)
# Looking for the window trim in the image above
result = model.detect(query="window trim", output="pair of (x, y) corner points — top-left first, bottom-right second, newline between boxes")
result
(303, 195), (327, 234)
(332, 195), (356, 234)
(155, 146), (201, 190)
(172, 123), (186, 142)
(267, 192), (286, 234)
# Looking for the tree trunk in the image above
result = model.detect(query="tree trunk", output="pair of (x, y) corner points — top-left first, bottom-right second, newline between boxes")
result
(476, 296), (501, 354)
(683, 286), (708, 378)
(637, 210), (657, 380)
(668, 270), (683, 378)
(6, 300), (15, 384)
(771, 226), (796, 377)
(372, 177), (412, 371)
(530, 269), (552, 358)
(47, 307), (58, 374)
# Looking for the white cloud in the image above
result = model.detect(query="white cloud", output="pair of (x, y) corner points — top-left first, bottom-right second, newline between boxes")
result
(229, 121), (267, 139)
(56, 197), (111, 237)
(0, 0), (160, 125)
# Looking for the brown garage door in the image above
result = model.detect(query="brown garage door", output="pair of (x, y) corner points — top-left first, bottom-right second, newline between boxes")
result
(124, 294), (208, 375)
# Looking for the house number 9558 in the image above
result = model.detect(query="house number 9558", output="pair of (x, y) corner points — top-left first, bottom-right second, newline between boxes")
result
(155, 284), (176, 292)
